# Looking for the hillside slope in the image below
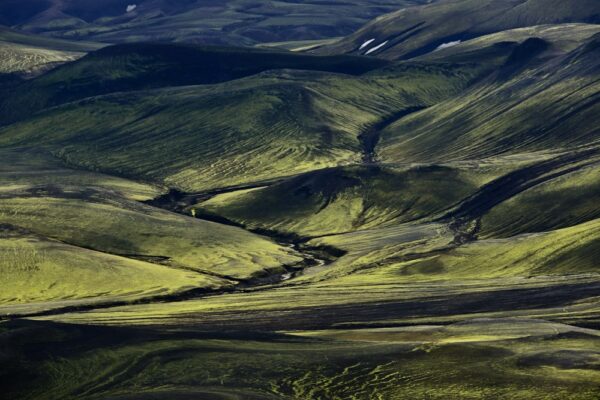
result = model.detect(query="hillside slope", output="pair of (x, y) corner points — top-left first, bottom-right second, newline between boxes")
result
(378, 32), (600, 163)
(0, 60), (486, 191)
(0, 43), (390, 125)
(317, 0), (600, 59)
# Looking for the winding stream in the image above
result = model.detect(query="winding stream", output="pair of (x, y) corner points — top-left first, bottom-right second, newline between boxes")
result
(145, 187), (344, 287)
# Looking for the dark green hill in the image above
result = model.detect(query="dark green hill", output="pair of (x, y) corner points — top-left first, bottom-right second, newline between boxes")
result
(0, 43), (390, 125)
(317, 0), (600, 60)
(0, 59), (485, 192)
(196, 165), (480, 237)
(378, 32), (600, 163)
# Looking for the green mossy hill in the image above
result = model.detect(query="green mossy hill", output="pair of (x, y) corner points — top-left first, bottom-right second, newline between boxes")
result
(390, 218), (600, 281)
(0, 26), (101, 76)
(317, 0), (600, 60)
(378, 33), (600, 163)
(0, 151), (301, 288)
(420, 24), (600, 63)
(198, 165), (480, 237)
(0, 232), (227, 309)
(479, 161), (600, 238)
(0, 62), (483, 192)
(0, 194), (300, 282)
(0, 43), (390, 124)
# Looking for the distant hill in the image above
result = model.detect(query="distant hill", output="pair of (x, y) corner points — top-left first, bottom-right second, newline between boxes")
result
(0, 26), (101, 76)
(0, 0), (430, 45)
(316, 0), (600, 59)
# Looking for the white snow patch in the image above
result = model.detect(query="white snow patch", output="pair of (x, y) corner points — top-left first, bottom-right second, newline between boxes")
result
(435, 40), (461, 51)
(126, 4), (137, 13)
(359, 38), (375, 50)
(365, 40), (388, 55)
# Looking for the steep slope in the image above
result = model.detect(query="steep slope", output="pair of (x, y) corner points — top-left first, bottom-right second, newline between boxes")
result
(419, 23), (600, 62)
(197, 165), (482, 237)
(479, 161), (600, 238)
(0, 26), (101, 90)
(0, 43), (389, 125)
(0, 232), (227, 308)
(389, 218), (600, 280)
(0, 26), (101, 74)
(378, 32), (600, 163)
(317, 0), (600, 60)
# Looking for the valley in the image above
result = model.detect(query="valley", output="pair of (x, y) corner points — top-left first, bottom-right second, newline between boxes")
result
(0, 1), (599, 399)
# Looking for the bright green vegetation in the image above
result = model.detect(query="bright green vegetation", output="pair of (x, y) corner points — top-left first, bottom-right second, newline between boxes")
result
(1, 0), (427, 45)
(0, 195), (300, 281)
(198, 165), (481, 237)
(318, 0), (600, 59)
(480, 162), (600, 238)
(381, 219), (600, 280)
(0, 149), (301, 313)
(0, 27), (101, 76)
(0, 233), (227, 312)
(0, 149), (163, 201)
(0, 42), (80, 76)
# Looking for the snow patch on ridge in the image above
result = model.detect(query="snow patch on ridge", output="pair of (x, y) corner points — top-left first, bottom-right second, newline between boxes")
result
(359, 38), (375, 50)
(435, 40), (461, 51)
(365, 41), (388, 55)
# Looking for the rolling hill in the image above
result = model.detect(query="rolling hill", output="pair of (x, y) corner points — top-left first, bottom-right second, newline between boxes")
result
(317, 0), (600, 59)
(0, 0), (430, 45)
(0, 43), (389, 125)
(0, 51), (488, 191)
(0, 148), (302, 314)
(196, 165), (483, 237)
(0, 26), (101, 75)
(376, 32), (600, 165)
(0, 2), (599, 400)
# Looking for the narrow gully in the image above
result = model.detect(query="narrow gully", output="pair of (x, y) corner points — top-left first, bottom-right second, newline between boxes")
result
(358, 106), (426, 164)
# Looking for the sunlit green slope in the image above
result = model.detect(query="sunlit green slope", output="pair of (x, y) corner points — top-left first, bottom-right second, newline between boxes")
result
(0, 232), (227, 309)
(0, 149), (302, 313)
(0, 26), (102, 77)
(479, 161), (600, 238)
(0, 193), (300, 281)
(197, 165), (481, 237)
